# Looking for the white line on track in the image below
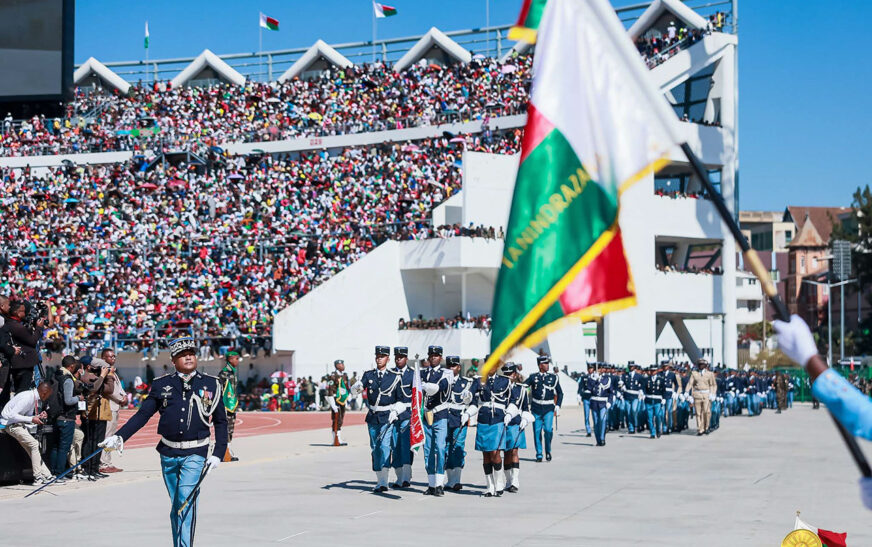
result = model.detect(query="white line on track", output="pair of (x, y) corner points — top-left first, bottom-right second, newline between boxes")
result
(352, 510), (382, 519)
(276, 531), (308, 542)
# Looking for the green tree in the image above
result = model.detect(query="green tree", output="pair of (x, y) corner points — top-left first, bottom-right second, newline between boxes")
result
(831, 185), (872, 354)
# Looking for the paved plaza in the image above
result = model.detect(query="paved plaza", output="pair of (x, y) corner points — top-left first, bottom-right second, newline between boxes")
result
(1, 404), (869, 546)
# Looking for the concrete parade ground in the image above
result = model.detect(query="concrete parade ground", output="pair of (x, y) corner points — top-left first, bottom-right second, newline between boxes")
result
(1, 405), (869, 546)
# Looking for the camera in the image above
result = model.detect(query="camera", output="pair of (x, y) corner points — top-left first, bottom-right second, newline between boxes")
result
(22, 300), (49, 330)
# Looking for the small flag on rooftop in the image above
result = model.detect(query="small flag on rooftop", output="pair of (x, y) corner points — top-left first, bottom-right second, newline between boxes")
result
(373, 2), (398, 18)
(144, 21), (149, 49)
(259, 13), (279, 31)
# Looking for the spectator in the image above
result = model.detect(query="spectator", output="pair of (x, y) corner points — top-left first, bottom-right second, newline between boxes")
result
(0, 295), (16, 407)
(6, 300), (46, 395)
(99, 348), (126, 474)
(79, 357), (114, 481)
(47, 355), (83, 476)
(1, 382), (55, 484)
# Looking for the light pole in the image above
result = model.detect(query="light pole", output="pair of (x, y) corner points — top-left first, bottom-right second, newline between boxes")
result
(802, 278), (857, 365)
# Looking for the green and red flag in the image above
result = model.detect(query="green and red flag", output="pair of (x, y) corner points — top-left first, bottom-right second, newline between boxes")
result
(373, 2), (398, 18)
(509, 0), (548, 43)
(794, 515), (847, 547)
(410, 360), (425, 450)
(259, 13), (279, 31)
(483, 0), (681, 377)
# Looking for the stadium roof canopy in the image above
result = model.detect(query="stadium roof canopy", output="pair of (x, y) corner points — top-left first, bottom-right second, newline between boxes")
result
(394, 27), (472, 72)
(278, 40), (354, 82)
(628, 0), (709, 40)
(171, 49), (246, 88)
(73, 57), (131, 95)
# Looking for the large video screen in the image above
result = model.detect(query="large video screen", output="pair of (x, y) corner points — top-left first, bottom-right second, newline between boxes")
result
(0, 0), (72, 100)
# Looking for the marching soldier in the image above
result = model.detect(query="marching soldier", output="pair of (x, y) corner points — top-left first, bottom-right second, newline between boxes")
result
(683, 358), (717, 435)
(351, 346), (403, 492)
(745, 370), (761, 416)
(608, 365), (624, 431)
(420, 345), (451, 496)
(577, 363), (593, 437)
(445, 356), (478, 491)
(326, 359), (351, 446)
(622, 362), (645, 434)
(643, 365), (665, 438)
(677, 366), (691, 431)
(390, 347), (414, 488)
(662, 362), (678, 434)
(503, 363), (531, 493)
(775, 371), (789, 414)
(524, 355), (563, 462)
(217, 349), (240, 461)
(100, 337), (227, 547)
(472, 362), (515, 497)
(586, 364), (614, 446)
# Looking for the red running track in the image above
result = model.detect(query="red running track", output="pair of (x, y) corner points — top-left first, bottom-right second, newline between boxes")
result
(117, 410), (366, 450)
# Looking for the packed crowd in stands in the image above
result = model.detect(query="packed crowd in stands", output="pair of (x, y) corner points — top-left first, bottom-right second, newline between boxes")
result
(425, 223), (503, 240)
(398, 313), (492, 331)
(654, 188), (707, 199)
(635, 11), (728, 69)
(0, 54), (533, 158)
(656, 264), (723, 275)
(0, 130), (522, 350)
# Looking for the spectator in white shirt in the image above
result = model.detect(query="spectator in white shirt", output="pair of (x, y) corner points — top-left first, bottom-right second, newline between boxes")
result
(1, 382), (54, 483)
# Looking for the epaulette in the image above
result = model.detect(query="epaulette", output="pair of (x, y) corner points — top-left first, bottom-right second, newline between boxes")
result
(153, 373), (173, 381)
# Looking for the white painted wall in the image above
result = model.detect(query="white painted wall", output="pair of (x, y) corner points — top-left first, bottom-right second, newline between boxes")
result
(462, 151), (520, 229)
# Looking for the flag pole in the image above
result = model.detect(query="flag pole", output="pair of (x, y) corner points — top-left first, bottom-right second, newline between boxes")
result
(372, 4), (376, 63)
(679, 142), (871, 478)
(259, 22), (263, 82)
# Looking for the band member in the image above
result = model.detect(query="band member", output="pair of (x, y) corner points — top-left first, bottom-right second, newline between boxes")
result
(524, 355), (563, 462)
(684, 358), (717, 435)
(503, 363), (532, 493)
(445, 355), (478, 491)
(326, 359), (351, 446)
(420, 346), (451, 496)
(473, 362), (516, 497)
(100, 337), (227, 547)
(351, 346), (403, 492)
(586, 365), (614, 446)
(390, 347), (414, 488)
(217, 350), (240, 461)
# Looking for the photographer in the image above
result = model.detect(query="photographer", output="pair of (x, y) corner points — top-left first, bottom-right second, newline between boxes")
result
(78, 356), (115, 481)
(0, 382), (55, 484)
(6, 300), (48, 395)
(46, 356), (84, 476)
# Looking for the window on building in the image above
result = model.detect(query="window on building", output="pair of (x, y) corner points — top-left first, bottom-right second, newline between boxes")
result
(812, 257), (819, 270)
(785, 230), (793, 243)
(747, 301), (760, 312)
(667, 63), (718, 124)
(800, 255), (806, 274)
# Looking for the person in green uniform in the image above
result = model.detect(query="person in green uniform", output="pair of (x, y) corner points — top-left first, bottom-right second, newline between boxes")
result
(326, 359), (350, 446)
(218, 350), (240, 461)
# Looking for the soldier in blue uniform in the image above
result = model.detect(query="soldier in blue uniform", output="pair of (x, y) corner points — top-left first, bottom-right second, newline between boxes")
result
(676, 366), (692, 430)
(745, 371), (760, 416)
(622, 362), (645, 434)
(643, 365), (665, 438)
(608, 365), (623, 431)
(351, 345), (403, 493)
(524, 355), (563, 462)
(472, 363), (515, 497)
(577, 363), (593, 436)
(99, 337), (227, 547)
(711, 369), (725, 430)
(586, 365), (614, 446)
(390, 347), (415, 488)
(724, 369), (739, 416)
(503, 363), (532, 493)
(445, 355), (478, 491)
(662, 362), (678, 434)
(420, 345), (451, 496)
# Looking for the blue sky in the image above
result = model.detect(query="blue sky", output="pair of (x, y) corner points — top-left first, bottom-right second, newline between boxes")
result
(74, 1), (871, 212)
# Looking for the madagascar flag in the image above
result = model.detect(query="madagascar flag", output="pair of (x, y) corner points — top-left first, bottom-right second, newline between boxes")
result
(483, 0), (680, 377)
(373, 2), (397, 18)
(410, 359), (425, 450)
(259, 13), (279, 31)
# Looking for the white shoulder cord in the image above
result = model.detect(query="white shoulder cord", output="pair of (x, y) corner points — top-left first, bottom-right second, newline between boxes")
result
(187, 379), (224, 428)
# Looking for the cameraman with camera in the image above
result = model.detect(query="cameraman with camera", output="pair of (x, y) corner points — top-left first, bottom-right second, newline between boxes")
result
(0, 295), (18, 408)
(78, 356), (115, 481)
(46, 355), (85, 477)
(6, 300), (49, 396)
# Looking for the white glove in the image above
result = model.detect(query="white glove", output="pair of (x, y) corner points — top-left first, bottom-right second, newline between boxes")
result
(859, 477), (872, 511)
(463, 405), (478, 425)
(708, 393), (715, 402)
(773, 314), (818, 368)
(327, 396), (338, 412)
(460, 411), (470, 425)
(99, 435), (124, 454)
(461, 391), (473, 405)
(350, 381), (364, 396)
(521, 411), (534, 428)
(520, 417), (528, 430)
(205, 455), (220, 475)
(423, 382), (439, 396)
(606, 402), (611, 410)
(388, 410), (398, 423)
(392, 401), (406, 415)
(554, 406), (561, 417)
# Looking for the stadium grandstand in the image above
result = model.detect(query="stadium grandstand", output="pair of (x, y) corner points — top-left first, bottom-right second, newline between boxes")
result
(0, 0), (735, 379)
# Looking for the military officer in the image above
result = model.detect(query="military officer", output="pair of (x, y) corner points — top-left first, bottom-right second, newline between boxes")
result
(745, 371), (760, 416)
(353, 346), (404, 492)
(643, 365), (665, 438)
(472, 363), (515, 497)
(608, 366), (624, 431)
(100, 337), (227, 547)
(676, 366), (692, 431)
(724, 369), (739, 416)
(586, 365), (614, 446)
(775, 371), (789, 413)
(390, 347), (415, 488)
(622, 362), (645, 434)
(420, 345), (451, 496)
(445, 355), (478, 491)
(326, 359), (351, 447)
(217, 349), (240, 462)
(524, 355), (563, 462)
(503, 363), (532, 493)
(662, 362), (678, 434)
(684, 358), (717, 435)
(577, 363), (593, 436)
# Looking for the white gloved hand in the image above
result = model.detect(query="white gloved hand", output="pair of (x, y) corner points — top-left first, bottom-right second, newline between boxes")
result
(520, 417), (528, 430)
(606, 402), (611, 410)
(461, 391), (473, 405)
(98, 435), (124, 454)
(327, 396), (338, 412)
(504, 413), (513, 425)
(708, 393), (716, 402)
(460, 411), (470, 425)
(205, 455), (220, 474)
(554, 406), (561, 417)
(423, 382), (439, 396)
(859, 477), (872, 511)
(388, 410), (398, 423)
(773, 314), (818, 368)
(350, 381), (364, 396)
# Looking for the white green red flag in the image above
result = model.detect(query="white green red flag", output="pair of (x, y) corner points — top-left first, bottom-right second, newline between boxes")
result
(410, 360), (424, 450)
(259, 13), (279, 31)
(509, 0), (548, 43)
(373, 2), (397, 18)
(144, 21), (149, 49)
(483, 0), (681, 377)
(794, 515), (847, 547)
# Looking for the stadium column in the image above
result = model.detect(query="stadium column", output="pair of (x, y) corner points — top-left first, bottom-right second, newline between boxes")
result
(718, 44), (738, 370)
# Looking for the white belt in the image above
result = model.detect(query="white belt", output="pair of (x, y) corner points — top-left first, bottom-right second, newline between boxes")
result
(624, 390), (640, 395)
(449, 403), (467, 411)
(533, 398), (556, 406)
(369, 405), (393, 412)
(428, 402), (450, 413)
(665, 388), (674, 392)
(397, 402), (411, 409)
(160, 437), (209, 450)
(696, 390), (710, 393)
(591, 396), (609, 402)
(646, 395), (663, 400)
(486, 402), (507, 411)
